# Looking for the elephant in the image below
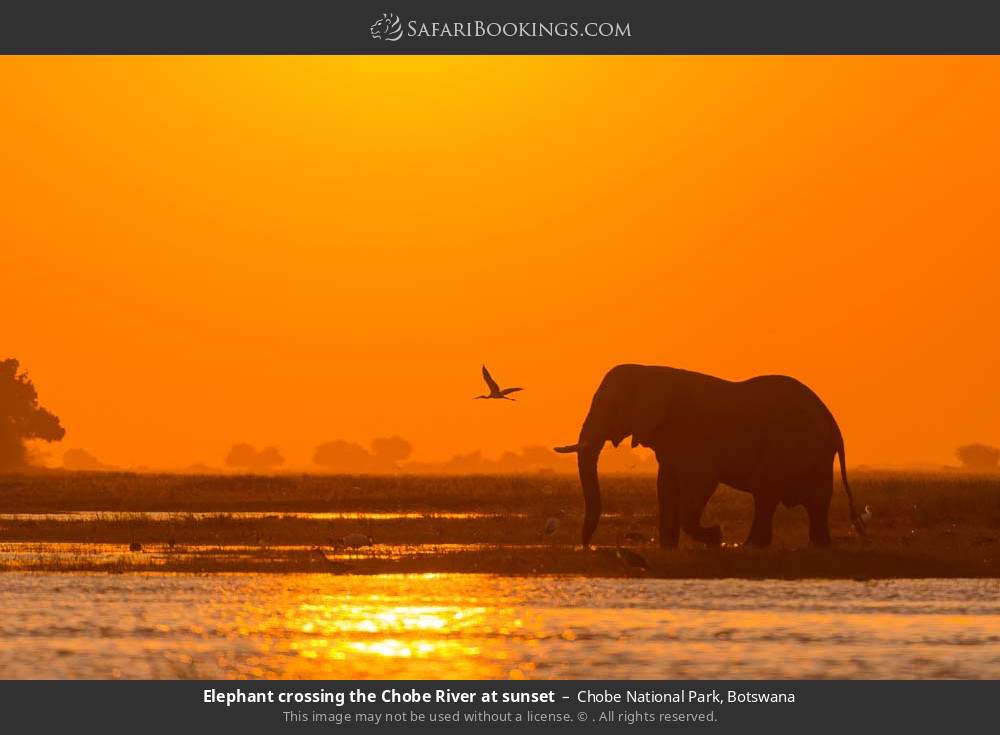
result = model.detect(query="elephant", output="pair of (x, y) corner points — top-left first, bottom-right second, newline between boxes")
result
(554, 364), (865, 549)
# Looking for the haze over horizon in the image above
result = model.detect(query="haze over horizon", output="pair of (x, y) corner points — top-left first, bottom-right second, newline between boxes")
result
(4, 57), (999, 470)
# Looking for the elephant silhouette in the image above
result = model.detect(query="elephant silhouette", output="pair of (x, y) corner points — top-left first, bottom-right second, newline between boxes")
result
(555, 364), (865, 548)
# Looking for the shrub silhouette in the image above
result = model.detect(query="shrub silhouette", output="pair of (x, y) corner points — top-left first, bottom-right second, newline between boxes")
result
(956, 443), (1000, 471)
(63, 448), (112, 471)
(314, 436), (414, 472)
(371, 435), (412, 467)
(224, 443), (284, 471)
(313, 440), (374, 472)
(0, 358), (65, 471)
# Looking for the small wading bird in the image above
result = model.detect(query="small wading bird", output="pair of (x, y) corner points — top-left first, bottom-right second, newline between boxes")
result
(330, 518), (374, 550)
(615, 533), (648, 571)
(474, 365), (524, 401)
(541, 516), (560, 537)
(311, 547), (353, 573)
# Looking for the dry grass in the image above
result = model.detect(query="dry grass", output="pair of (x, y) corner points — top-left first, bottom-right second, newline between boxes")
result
(0, 470), (997, 578)
(0, 472), (577, 512)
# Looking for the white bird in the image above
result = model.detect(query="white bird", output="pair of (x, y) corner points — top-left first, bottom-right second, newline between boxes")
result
(541, 517), (560, 537)
(474, 365), (524, 400)
(860, 505), (873, 523)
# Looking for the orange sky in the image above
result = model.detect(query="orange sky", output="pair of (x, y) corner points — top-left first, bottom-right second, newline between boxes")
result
(2, 56), (998, 469)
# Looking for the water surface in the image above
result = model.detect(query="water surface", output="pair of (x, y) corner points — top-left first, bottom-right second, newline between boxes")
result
(1, 574), (996, 679)
(0, 542), (537, 566)
(0, 511), (521, 521)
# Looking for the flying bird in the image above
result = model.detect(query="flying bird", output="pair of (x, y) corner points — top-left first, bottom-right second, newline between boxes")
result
(475, 365), (524, 400)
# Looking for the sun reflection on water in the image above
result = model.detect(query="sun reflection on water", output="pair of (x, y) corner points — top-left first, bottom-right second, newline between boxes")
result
(1, 574), (997, 679)
(230, 575), (538, 678)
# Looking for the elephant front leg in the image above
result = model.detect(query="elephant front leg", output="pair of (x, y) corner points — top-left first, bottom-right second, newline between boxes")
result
(680, 478), (722, 547)
(656, 460), (680, 548)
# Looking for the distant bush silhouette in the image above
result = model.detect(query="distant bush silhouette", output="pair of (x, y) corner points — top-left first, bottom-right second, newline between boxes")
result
(371, 435), (413, 467)
(405, 443), (656, 474)
(63, 448), (112, 471)
(224, 443), (284, 471)
(403, 445), (575, 474)
(313, 440), (374, 472)
(313, 436), (413, 472)
(956, 443), (1000, 471)
(309, 437), (657, 475)
(0, 358), (65, 471)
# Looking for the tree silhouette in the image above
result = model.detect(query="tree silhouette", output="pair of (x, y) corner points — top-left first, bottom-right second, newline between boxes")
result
(313, 436), (414, 472)
(956, 443), (1000, 471)
(224, 443), (284, 471)
(313, 440), (374, 472)
(0, 358), (65, 471)
(371, 435), (412, 468)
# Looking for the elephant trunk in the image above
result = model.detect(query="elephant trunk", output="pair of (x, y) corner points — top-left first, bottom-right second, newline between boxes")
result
(577, 445), (602, 547)
(554, 411), (607, 547)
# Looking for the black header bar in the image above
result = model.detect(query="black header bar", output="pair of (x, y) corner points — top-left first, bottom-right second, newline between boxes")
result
(2, 0), (1000, 54)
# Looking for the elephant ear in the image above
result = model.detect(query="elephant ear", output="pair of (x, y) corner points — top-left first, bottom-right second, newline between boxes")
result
(588, 365), (673, 449)
(621, 378), (672, 449)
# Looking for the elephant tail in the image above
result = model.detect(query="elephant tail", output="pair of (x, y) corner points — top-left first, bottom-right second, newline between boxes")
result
(837, 442), (866, 537)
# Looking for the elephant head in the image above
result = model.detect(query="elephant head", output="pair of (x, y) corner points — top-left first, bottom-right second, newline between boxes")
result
(554, 365), (675, 546)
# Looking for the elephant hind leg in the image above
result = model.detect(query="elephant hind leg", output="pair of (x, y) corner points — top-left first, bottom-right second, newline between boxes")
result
(656, 460), (681, 549)
(806, 479), (833, 548)
(745, 494), (779, 548)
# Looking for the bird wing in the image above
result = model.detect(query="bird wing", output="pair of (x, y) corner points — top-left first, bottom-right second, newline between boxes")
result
(499, 387), (523, 396)
(481, 365), (500, 393)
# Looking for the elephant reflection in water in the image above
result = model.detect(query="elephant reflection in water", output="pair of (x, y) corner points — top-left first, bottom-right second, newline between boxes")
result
(555, 364), (866, 549)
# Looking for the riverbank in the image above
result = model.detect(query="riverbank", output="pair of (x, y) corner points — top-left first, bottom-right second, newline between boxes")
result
(0, 470), (996, 577)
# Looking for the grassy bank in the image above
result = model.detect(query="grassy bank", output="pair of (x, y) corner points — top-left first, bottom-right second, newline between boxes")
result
(0, 470), (997, 577)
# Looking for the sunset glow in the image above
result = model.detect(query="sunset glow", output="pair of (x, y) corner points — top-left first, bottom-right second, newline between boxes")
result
(3, 56), (999, 469)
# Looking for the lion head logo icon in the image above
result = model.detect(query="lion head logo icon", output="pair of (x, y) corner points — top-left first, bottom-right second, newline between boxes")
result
(370, 12), (403, 42)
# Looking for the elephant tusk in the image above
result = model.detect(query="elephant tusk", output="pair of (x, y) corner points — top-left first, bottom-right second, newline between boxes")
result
(554, 440), (598, 454)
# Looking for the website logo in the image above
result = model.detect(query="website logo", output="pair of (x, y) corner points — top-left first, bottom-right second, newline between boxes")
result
(370, 12), (403, 42)
(367, 14), (631, 43)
